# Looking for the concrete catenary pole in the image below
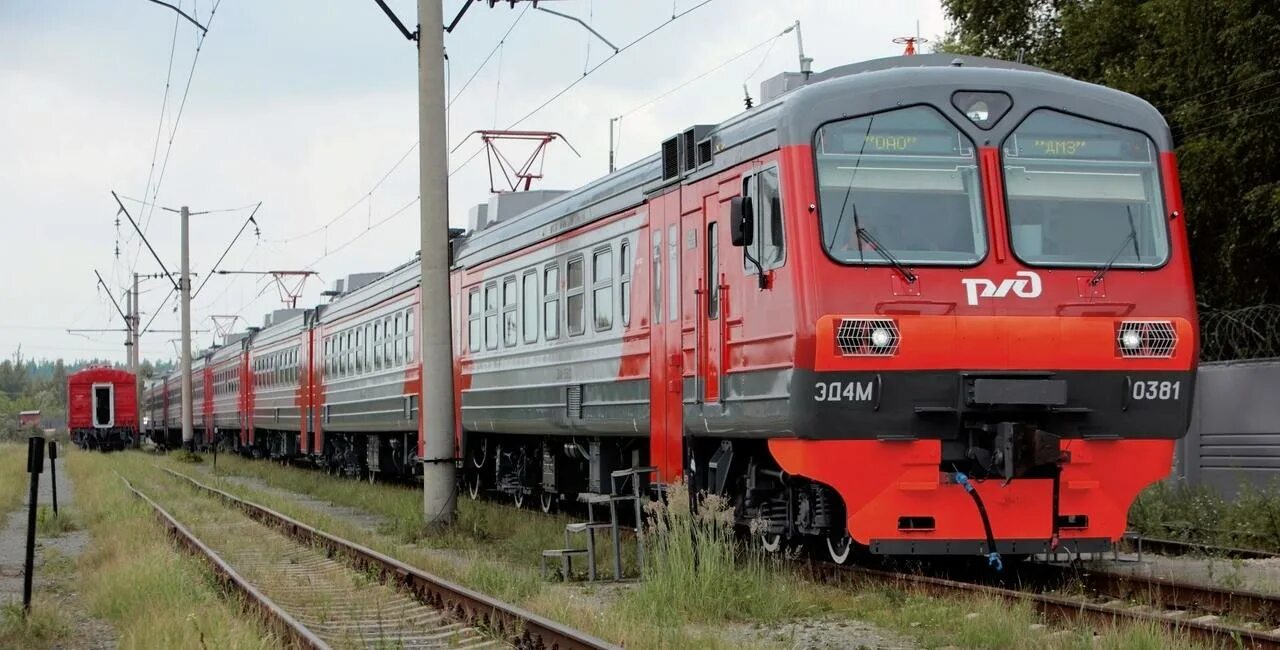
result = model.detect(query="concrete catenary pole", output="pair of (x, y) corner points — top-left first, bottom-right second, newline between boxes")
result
(132, 272), (141, 444)
(180, 205), (194, 450)
(418, 0), (456, 526)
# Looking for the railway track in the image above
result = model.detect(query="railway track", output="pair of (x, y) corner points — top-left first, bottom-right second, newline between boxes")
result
(192, 458), (1280, 647)
(819, 560), (1280, 649)
(121, 468), (617, 650)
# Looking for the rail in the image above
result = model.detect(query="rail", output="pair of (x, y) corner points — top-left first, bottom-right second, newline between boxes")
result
(159, 467), (619, 650)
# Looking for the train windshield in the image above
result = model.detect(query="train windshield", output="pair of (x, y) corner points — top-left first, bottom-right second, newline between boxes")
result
(1003, 110), (1169, 267)
(814, 105), (986, 265)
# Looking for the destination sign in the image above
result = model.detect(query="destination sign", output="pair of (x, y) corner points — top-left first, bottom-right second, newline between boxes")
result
(1003, 133), (1150, 162)
(821, 131), (968, 157)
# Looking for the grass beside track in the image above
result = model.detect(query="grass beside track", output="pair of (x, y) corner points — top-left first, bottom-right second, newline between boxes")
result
(1130, 480), (1280, 553)
(67, 451), (278, 649)
(0, 443), (31, 515)
(171, 452), (1208, 649)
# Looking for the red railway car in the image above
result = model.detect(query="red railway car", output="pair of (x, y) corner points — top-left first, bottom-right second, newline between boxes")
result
(151, 52), (1196, 564)
(68, 366), (138, 451)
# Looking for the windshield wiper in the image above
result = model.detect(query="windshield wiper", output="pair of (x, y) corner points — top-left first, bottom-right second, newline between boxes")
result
(1089, 205), (1141, 286)
(857, 227), (917, 284)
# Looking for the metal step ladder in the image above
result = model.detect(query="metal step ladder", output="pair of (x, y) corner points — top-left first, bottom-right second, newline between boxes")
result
(541, 465), (656, 582)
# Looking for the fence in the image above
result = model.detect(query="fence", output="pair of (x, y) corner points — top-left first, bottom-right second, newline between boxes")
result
(1199, 304), (1280, 362)
(1171, 305), (1280, 496)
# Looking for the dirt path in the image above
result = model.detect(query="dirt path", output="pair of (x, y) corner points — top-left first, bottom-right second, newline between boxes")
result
(0, 451), (116, 649)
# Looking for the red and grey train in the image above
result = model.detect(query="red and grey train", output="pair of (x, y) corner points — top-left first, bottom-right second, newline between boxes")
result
(145, 53), (1195, 562)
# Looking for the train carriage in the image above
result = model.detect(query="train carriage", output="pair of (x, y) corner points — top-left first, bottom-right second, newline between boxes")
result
(313, 264), (423, 480)
(67, 366), (138, 451)
(210, 334), (251, 450)
(247, 310), (308, 459)
(452, 53), (1196, 561)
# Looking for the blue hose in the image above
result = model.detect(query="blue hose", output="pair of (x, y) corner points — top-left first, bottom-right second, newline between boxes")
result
(953, 471), (1002, 572)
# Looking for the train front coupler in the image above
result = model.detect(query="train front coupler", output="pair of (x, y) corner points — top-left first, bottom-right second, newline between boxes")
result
(960, 421), (1065, 484)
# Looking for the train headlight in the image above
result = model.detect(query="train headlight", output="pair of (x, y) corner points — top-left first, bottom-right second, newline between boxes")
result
(870, 327), (893, 349)
(1116, 321), (1177, 358)
(836, 318), (900, 356)
(1120, 330), (1142, 350)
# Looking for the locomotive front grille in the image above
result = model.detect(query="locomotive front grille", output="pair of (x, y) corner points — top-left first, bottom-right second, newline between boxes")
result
(1116, 320), (1177, 358)
(836, 318), (900, 356)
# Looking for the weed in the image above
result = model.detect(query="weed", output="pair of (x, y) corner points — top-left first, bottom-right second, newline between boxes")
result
(0, 597), (71, 648)
(34, 504), (77, 537)
(173, 450), (204, 463)
(1129, 479), (1280, 551)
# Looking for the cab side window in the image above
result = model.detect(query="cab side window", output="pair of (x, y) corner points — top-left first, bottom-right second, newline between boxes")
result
(742, 166), (785, 272)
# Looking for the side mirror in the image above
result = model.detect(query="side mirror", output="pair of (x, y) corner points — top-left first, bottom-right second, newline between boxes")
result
(730, 196), (754, 247)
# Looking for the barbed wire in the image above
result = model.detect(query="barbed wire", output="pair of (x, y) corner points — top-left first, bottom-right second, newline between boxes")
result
(1199, 305), (1280, 362)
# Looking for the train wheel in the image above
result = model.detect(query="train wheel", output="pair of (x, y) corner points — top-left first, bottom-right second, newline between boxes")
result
(826, 534), (853, 565)
(470, 438), (488, 469)
(513, 490), (525, 509)
(367, 470), (376, 485)
(540, 492), (555, 514)
(466, 474), (482, 500)
(761, 533), (783, 553)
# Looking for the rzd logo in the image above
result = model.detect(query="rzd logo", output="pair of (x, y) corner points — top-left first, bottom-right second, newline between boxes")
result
(961, 271), (1042, 306)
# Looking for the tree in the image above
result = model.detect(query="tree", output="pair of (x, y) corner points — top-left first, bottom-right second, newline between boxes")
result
(940, 0), (1280, 309)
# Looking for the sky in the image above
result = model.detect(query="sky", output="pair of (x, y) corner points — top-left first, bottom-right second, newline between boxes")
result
(0, 0), (948, 364)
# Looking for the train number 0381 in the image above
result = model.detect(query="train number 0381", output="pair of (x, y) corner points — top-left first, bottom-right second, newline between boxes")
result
(1131, 380), (1181, 401)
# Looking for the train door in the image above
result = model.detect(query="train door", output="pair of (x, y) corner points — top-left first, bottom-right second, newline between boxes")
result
(696, 194), (723, 405)
(648, 195), (685, 482)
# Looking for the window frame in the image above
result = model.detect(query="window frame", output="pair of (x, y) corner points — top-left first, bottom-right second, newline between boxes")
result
(483, 281), (499, 351)
(811, 104), (989, 269)
(741, 163), (787, 273)
(592, 245), (614, 332)
(467, 288), (481, 352)
(999, 107), (1172, 271)
(502, 275), (518, 347)
(543, 263), (561, 341)
(619, 239), (632, 327)
(565, 254), (586, 337)
(522, 270), (539, 344)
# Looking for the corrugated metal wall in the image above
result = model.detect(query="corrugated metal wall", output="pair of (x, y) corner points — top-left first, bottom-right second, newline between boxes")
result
(1176, 359), (1280, 496)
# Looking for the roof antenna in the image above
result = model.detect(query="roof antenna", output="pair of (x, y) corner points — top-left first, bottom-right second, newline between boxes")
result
(892, 34), (928, 56)
(791, 20), (813, 80)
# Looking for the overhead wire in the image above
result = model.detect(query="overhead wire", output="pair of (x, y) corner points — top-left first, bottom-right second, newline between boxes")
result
(136, 0), (224, 253)
(131, 5), (181, 273)
(224, 1), (719, 324)
(262, 140), (419, 244)
(447, 0), (721, 178)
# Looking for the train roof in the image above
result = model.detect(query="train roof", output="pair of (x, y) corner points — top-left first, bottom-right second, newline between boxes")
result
(68, 366), (135, 384)
(452, 53), (1169, 270)
(319, 256), (419, 325)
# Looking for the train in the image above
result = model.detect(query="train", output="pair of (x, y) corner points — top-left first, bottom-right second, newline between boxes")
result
(144, 53), (1196, 564)
(68, 366), (139, 451)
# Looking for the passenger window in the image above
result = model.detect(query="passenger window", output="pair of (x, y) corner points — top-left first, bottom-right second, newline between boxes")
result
(522, 271), (538, 344)
(566, 256), (585, 336)
(484, 282), (498, 350)
(502, 276), (517, 347)
(405, 309), (414, 363)
(620, 240), (632, 326)
(543, 265), (560, 340)
(383, 317), (392, 365)
(593, 247), (613, 331)
(395, 313), (405, 365)
(468, 289), (480, 352)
